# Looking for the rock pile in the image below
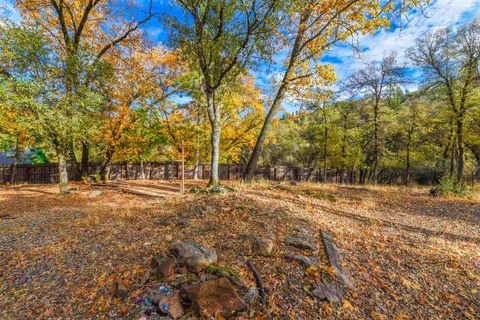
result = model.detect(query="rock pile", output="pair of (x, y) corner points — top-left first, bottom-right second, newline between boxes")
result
(136, 241), (256, 319)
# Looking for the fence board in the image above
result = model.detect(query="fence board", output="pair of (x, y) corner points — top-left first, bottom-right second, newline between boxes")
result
(0, 161), (348, 185)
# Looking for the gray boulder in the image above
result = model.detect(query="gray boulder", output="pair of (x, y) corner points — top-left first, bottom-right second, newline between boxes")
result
(170, 241), (217, 272)
(283, 254), (318, 267)
(286, 234), (318, 251)
(252, 237), (274, 256)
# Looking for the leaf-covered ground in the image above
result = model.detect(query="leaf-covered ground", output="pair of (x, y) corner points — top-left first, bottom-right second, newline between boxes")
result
(1, 181), (479, 319)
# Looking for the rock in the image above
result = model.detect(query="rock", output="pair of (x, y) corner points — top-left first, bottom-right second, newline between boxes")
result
(158, 290), (184, 319)
(283, 254), (318, 267)
(140, 270), (151, 285)
(182, 277), (246, 317)
(292, 225), (316, 235)
(243, 286), (259, 304)
(287, 278), (302, 288)
(114, 281), (129, 298)
(286, 234), (318, 251)
(170, 241), (217, 272)
(88, 189), (103, 197)
(310, 280), (343, 303)
(208, 185), (231, 194)
(151, 256), (176, 281)
(252, 237), (274, 256)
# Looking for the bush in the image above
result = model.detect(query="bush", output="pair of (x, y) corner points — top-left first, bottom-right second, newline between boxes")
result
(436, 177), (469, 197)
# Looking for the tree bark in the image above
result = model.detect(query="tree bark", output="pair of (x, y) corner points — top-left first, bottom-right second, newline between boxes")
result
(456, 115), (465, 182)
(206, 91), (221, 187)
(58, 153), (69, 194)
(193, 145), (200, 180)
(450, 136), (456, 178)
(243, 83), (287, 182)
(372, 100), (379, 185)
(405, 140), (411, 186)
(323, 124), (328, 182)
(243, 18), (306, 182)
(340, 113), (347, 184)
(80, 140), (89, 178)
(10, 141), (20, 184)
(99, 148), (114, 181)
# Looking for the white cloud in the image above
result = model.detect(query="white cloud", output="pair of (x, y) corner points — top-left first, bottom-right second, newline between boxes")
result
(168, 94), (192, 105)
(327, 0), (480, 82)
(0, 0), (21, 23)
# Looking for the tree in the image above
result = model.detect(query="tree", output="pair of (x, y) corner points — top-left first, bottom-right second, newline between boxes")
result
(0, 22), (87, 192)
(393, 96), (430, 185)
(15, 0), (154, 191)
(345, 52), (405, 184)
(168, 0), (278, 186)
(408, 17), (480, 182)
(96, 44), (184, 180)
(243, 0), (426, 181)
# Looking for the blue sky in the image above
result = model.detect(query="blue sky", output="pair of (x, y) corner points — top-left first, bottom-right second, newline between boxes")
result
(139, 0), (480, 110)
(2, 0), (480, 111)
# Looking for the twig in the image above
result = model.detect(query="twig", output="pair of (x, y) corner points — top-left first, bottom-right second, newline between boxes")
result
(247, 260), (267, 305)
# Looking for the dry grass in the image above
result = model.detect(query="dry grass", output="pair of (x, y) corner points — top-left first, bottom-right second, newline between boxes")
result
(0, 181), (479, 319)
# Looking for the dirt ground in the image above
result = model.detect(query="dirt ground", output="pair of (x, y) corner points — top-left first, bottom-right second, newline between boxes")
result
(1, 180), (479, 319)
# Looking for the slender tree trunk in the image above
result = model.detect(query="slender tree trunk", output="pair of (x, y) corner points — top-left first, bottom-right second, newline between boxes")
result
(193, 145), (200, 180)
(141, 160), (146, 180)
(243, 83), (288, 182)
(206, 91), (221, 187)
(243, 20), (306, 182)
(67, 139), (79, 180)
(405, 140), (411, 186)
(456, 114), (465, 182)
(340, 114), (347, 184)
(10, 140), (20, 184)
(372, 101), (379, 185)
(80, 140), (89, 178)
(450, 136), (456, 178)
(323, 125), (328, 182)
(58, 153), (69, 194)
(209, 123), (221, 186)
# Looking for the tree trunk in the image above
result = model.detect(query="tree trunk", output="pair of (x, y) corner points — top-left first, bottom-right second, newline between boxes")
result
(141, 160), (146, 180)
(243, 21), (306, 182)
(456, 115), (465, 182)
(372, 101), (379, 185)
(243, 84), (287, 182)
(323, 125), (328, 182)
(100, 149), (114, 182)
(10, 143), (20, 184)
(405, 143), (411, 186)
(340, 114), (347, 184)
(206, 90), (221, 187)
(193, 145), (200, 180)
(450, 136), (456, 178)
(80, 140), (89, 178)
(58, 153), (69, 194)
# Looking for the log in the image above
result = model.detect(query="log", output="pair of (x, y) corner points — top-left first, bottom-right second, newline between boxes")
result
(321, 230), (354, 290)
(247, 260), (267, 305)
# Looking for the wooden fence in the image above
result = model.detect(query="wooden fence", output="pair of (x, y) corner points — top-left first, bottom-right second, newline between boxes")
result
(0, 162), (351, 184)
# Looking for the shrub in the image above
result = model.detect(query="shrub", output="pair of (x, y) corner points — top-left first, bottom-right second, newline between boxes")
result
(436, 177), (469, 197)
